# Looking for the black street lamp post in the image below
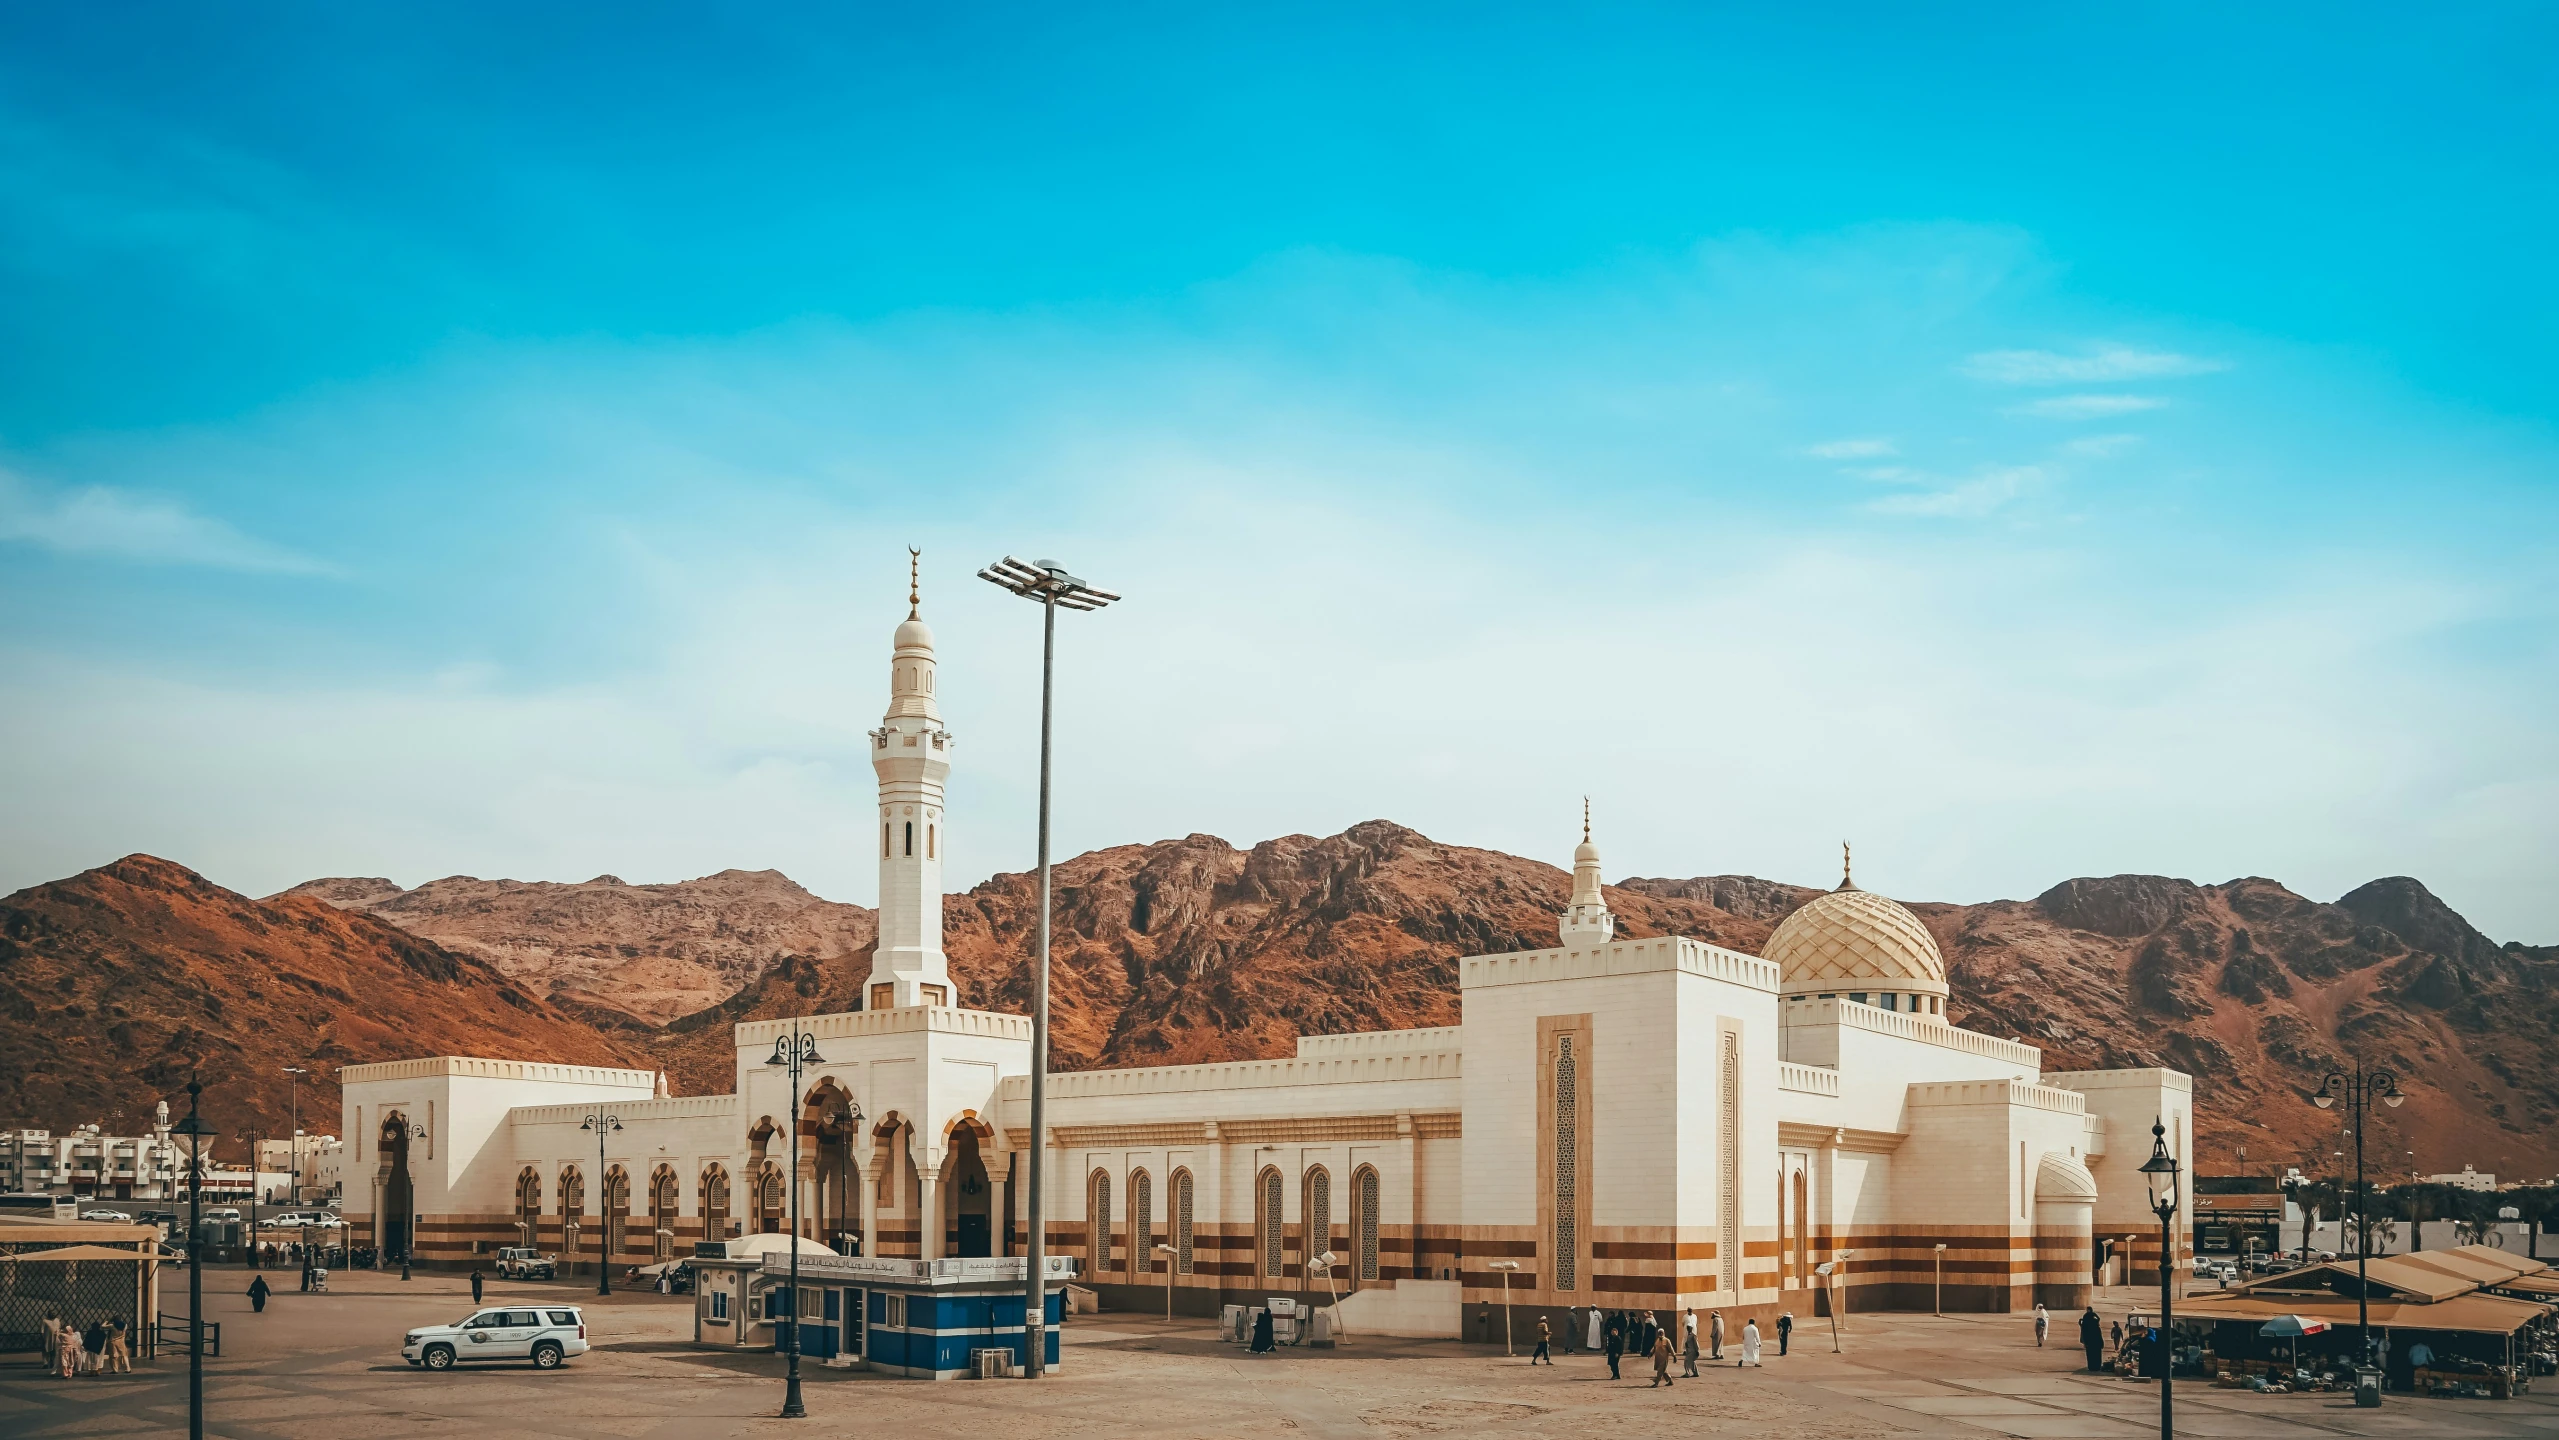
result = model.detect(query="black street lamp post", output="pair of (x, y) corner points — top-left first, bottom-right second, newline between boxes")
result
(2314, 1064), (2405, 1389)
(766, 1029), (827, 1418)
(2138, 1119), (2183, 1440)
(169, 1078), (215, 1440)
(240, 1120), (262, 1268)
(579, 1112), (623, 1297)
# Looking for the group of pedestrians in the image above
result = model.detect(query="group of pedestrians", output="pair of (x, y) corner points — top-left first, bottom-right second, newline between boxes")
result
(38, 1311), (132, 1378)
(1527, 1305), (1784, 1384)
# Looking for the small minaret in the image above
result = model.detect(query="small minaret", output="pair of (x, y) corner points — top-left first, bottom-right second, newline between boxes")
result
(867, 549), (956, 1008)
(1558, 798), (1616, 946)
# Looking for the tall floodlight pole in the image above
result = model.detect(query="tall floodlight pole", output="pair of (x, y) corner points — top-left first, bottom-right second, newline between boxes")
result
(2139, 1120), (2183, 1440)
(580, 1113), (623, 1296)
(766, 1030), (826, 1418)
(2315, 1064), (2404, 1389)
(282, 1067), (307, 1205)
(978, 554), (1119, 1380)
(169, 1077), (214, 1440)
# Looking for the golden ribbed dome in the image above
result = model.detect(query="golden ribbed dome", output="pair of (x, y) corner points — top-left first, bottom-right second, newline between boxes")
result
(1764, 884), (1947, 994)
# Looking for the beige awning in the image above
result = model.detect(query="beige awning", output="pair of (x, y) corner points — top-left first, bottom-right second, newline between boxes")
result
(4, 1244), (155, 1262)
(2180, 1289), (2551, 1336)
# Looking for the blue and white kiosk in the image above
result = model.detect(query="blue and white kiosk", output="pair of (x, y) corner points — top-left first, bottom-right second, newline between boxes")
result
(715, 1252), (1074, 1378)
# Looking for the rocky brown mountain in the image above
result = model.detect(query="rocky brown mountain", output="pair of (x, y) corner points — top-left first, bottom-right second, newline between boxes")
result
(13, 829), (2551, 1178)
(275, 869), (876, 1027)
(642, 821), (1789, 1097)
(644, 824), (2559, 1177)
(0, 856), (641, 1144)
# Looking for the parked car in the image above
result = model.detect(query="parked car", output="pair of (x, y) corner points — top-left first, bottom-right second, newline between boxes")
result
(403, 1305), (588, 1370)
(269, 1213), (311, 1229)
(494, 1246), (558, 1281)
(203, 1208), (241, 1223)
(80, 1208), (134, 1221)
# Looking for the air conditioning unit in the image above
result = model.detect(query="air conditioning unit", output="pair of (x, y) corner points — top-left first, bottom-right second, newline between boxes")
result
(969, 1348), (1017, 1379)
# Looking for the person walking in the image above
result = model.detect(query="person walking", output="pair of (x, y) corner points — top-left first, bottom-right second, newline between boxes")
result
(1530, 1315), (1553, 1364)
(1708, 1309), (1725, 1361)
(1776, 1311), (1792, 1356)
(81, 1318), (106, 1376)
(2109, 1319), (2123, 1352)
(1585, 1306), (1601, 1352)
(1650, 1329), (1675, 1387)
(40, 1309), (61, 1373)
(1249, 1308), (1275, 1354)
(2078, 1307), (2105, 1373)
(103, 1316), (131, 1374)
(1604, 1317), (1624, 1380)
(1739, 1317), (1762, 1367)
(247, 1274), (271, 1313)
(1682, 1316), (1700, 1377)
(2034, 1302), (2050, 1347)
(470, 1267), (486, 1305)
(56, 1316), (80, 1378)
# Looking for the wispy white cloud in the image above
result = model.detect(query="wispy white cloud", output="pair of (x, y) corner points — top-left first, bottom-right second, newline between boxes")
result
(2011, 394), (2169, 419)
(0, 468), (337, 575)
(1868, 464), (2044, 518)
(1963, 346), (2227, 385)
(2061, 433), (2142, 458)
(1807, 437), (1896, 459)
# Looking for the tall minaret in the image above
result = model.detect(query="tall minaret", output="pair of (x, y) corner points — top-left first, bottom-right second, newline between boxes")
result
(867, 549), (956, 1008)
(1558, 797), (1616, 945)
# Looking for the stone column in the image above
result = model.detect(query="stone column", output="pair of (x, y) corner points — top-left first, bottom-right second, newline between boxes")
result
(1394, 1113), (1419, 1280)
(919, 1166), (943, 1260)
(1202, 1122), (1225, 1296)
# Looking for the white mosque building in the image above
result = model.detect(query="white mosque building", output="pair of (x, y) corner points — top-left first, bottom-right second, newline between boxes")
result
(342, 577), (2192, 1350)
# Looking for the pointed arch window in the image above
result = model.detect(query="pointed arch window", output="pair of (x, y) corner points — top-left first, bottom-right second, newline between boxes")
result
(1172, 1169), (1195, 1275)
(1088, 1169), (1113, 1274)
(1303, 1166), (1332, 1270)
(1353, 1166), (1381, 1282)
(1130, 1170), (1153, 1276)
(1257, 1167), (1285, 1277)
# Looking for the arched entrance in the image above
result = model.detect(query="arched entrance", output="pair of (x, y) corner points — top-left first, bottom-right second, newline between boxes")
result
(515, 1167), (542, 1248)
(604, 1167), (630, 1270)
(650, 1165), (679, 1261)
(948, 1125), (992, 1258)
(803, 1078), (861, 1254)
(377, 1114), (415, 1262)
(701, 1163), (731, 1242)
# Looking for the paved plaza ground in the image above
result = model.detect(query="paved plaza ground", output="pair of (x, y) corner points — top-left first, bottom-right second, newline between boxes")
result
(5, 1271), (2554, 1439)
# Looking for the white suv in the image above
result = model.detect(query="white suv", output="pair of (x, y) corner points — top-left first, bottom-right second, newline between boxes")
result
(403, 1305), (589, 1370)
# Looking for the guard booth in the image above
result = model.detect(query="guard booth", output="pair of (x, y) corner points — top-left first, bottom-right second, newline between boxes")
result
(745, 1253), (1074, 1379)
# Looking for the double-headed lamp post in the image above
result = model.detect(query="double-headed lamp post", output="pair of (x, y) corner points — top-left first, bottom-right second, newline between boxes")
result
(578, 1113), (622, 1296)
(169, 1078), (215, 1440)
(2314, 1064), (2404, 1382)
(978, 553), (1119, 1380)
(766, 1030), (827, 1418)
(2138, 1119), (2183, 1440)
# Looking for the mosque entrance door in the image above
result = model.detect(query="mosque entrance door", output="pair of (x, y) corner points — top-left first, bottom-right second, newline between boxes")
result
(952, 1132), (992, 1258)
(380, 1116), (415, 1262)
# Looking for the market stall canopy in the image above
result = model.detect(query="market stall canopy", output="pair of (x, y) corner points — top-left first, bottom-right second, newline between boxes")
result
(2258, 1315), (2331, 1338)
(2183, 1290), (2550, 1337)
(4, 1244), (156, 1262)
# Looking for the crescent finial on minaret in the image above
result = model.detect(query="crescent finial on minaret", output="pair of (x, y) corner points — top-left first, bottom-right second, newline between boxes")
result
(1582, 795), (1590, 843)
(908, 546), (921, 619)
(1840, 840), (1854, 891)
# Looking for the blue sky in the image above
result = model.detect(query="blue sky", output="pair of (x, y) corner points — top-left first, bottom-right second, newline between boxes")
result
(3, 5), (2554, 938)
